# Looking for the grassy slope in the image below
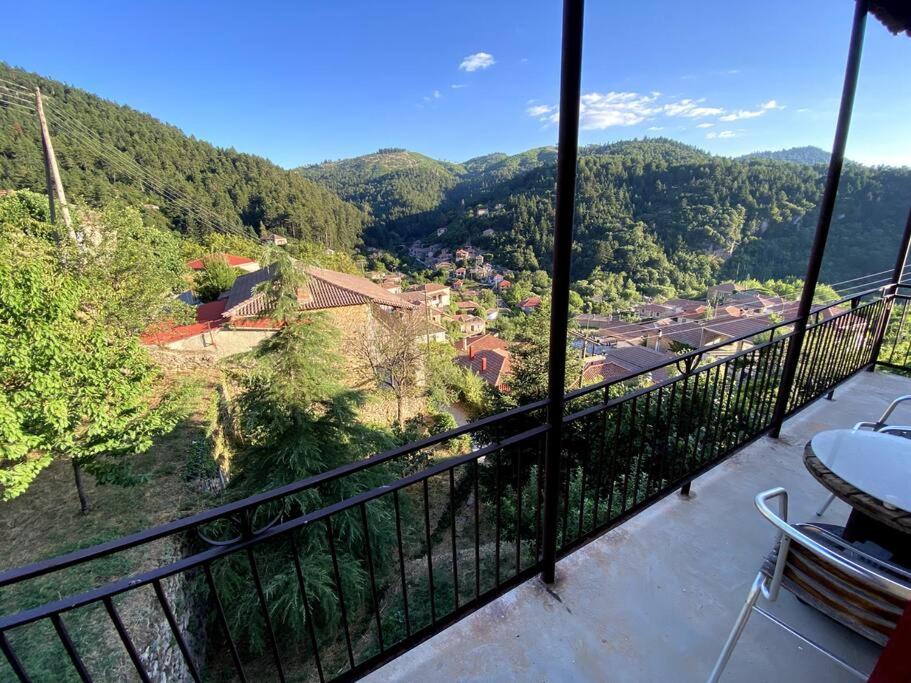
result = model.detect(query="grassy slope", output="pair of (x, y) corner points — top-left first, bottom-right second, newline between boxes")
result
(0, 368), (221, 681)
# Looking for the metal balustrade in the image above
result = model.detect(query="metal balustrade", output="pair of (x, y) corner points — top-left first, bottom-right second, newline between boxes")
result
(0, 286), (900, 683)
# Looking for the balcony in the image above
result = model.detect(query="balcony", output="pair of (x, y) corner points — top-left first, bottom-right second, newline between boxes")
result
(366, 369), (911, 683)
(2, 289), (909, 682)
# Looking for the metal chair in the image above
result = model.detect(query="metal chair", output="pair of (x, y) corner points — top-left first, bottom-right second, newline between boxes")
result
(707, 487), (911, 683)
(816, 394), (911, 517)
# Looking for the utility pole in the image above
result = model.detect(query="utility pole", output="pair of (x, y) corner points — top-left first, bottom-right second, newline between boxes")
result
(34, 87), (75, 241)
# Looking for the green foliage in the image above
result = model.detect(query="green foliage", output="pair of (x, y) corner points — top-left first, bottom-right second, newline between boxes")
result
(0, 198), (190, 509)
(425, 342), (490, 416)
(0, 63), (366, 249)
(213, 261), (399, 654)
(193, 256), (238, 302)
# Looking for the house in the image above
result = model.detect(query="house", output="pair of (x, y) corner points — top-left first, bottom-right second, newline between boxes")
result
(454, 334), (511, 391)
(491, 273), (505, 285)
(471, 263), (493, 280)
(455, 248), (471, 262)
(185, 253), (260, 273)
(379, 279), (402, 294)
(704, 315), (777, 351)
(572, 320), (661, 353)
(453, 267), (467, 279)
(434, 261), (455, 273)
(496, 280), (511, 292)
(452, 279), (464, 290)
(456, 301), (481, 314)
(663, 297), (705, 312)
(475, 207), (489, 217)
(474, 254), (485, 266)
(707, 282), (745, 302)
(655, 321), (731, 352)
(144, 263), (414, 358)
(481, 228), (495, 238)
(518, 295), (542, 313)
(454, 314), (487, 336)
(457, 348), (511, 390)
(453, 333), (509, 355)
(259, 233), (288, 246)
(635, 302), (676, 319)
(581, 346), (676, 384)
(402, 282), (451, 307)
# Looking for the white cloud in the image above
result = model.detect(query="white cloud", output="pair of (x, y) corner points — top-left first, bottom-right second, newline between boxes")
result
(719, 109), (763, 121)
(647, 126), (664, 131)
(577, 91), (662, 129)
(459, 52), (495, 72)
(526, 91), (779, 132)
(422, 90), (442, 103)
(706, 130), (737, 139)
(719, 99), (784, 121)
(451, 84), (467, 89)
(526, 104), (556, 118)
(663, 99), (725, 118)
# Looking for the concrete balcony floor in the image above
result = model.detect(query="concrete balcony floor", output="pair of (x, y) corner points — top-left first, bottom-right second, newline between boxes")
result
(365, 370), (911, 682)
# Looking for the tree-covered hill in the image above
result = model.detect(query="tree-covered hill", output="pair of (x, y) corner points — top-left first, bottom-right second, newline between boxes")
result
(295, 149), (464, 238)
(740, 146), (831, 166)
(0, 63), (365, 249)
(302, 138), (909, 303)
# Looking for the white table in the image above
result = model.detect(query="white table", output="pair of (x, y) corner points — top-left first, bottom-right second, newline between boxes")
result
(810, 429), (911, 513)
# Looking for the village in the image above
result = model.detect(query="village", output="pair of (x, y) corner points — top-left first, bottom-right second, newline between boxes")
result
(142, 235), (868, 407)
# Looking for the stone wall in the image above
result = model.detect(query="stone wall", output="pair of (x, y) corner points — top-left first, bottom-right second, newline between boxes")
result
(136, 541), (208, 682)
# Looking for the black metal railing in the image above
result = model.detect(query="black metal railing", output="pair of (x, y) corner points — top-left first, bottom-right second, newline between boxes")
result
(0, 286), (899, 683)
(875, 289), (911, 373)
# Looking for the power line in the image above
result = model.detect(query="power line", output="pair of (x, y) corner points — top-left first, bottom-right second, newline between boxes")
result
(0, 77), (30, 92)
(43, 106), (253, 238)
(0, 88), (33, 104)
(826, 268), (892, 289)
(52, 110), (252, 238)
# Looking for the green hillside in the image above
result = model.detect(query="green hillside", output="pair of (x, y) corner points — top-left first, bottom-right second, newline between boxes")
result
(740, 146), (831, 166)
(300, 138), (910, 303)
(296, 149), (464, 239)
(0, 63), (365, 249)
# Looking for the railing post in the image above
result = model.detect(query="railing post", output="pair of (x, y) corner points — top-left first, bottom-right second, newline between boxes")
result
(869, 207), (911, 370)
(769, 0), (868, 439)
(541, 0), (585, 585)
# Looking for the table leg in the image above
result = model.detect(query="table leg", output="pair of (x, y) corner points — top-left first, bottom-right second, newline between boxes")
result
(843, 510), (911, 568)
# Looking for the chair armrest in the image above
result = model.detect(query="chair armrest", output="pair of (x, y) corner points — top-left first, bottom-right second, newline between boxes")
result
(878, 395), (911, 424)
(877, 425), (911, 438)
(754, 488), (911, 601)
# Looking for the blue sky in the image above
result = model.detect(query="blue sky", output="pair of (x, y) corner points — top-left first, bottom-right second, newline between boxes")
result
(3, 0), (909, 168)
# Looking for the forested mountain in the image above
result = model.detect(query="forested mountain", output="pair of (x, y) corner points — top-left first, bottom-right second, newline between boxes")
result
(740, 146), (831, 166)
(296, 146), (560, 243)
(0, 64), (365, 249)
(295, 149), (464, 240)
(303, 138), (910, 303)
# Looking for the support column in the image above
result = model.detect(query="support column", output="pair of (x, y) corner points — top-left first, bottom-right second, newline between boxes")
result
(541, 0), (585, 584)
(769, 0), (868, 438)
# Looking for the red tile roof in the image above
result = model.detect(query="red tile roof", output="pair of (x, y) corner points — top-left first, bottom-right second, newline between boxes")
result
(457, 348), (512, 390)
(406, 282), (449, 294)
(518, 295), (542, 309)
(140, 299), (227, 344)
(453, 333), (509, 354)
(186, 253), (256, 271)
(223, 264), (413, 318)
